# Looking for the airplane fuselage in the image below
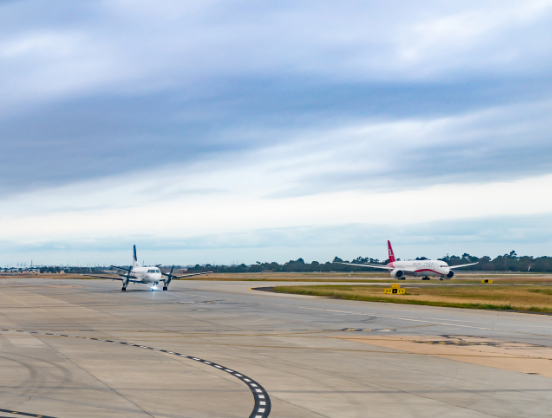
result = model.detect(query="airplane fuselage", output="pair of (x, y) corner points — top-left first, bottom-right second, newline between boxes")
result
(130, 267), (163, 285)
(388, 260), (452, 278)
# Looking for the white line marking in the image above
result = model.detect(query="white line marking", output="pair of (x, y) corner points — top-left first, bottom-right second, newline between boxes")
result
(266, 302), (552, 336)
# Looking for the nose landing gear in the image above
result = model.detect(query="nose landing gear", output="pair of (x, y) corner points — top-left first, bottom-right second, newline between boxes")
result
(121, 287), (127, 292)
(163, 286), (167, 291)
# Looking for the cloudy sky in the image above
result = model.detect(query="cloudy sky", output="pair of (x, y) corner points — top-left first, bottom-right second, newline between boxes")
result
(1, 0), (552, 266)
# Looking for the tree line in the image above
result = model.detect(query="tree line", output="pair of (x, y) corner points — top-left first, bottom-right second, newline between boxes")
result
(187, 251), (552, 273)
(33, 251), (552, 274)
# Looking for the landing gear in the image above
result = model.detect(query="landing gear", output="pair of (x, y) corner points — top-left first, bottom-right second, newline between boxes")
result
(440, 276), (444, 281)
(422, 277), (430, 280)
(163, 287), (167, 291)
(121, 287), (127, 292)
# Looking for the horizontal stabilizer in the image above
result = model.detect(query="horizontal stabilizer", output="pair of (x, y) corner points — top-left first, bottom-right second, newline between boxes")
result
(111, 265), (132, 273)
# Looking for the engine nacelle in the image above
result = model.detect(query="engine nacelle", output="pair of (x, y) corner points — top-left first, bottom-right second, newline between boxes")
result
(447, 270), (455, 279)
(391, 269), (405, 279)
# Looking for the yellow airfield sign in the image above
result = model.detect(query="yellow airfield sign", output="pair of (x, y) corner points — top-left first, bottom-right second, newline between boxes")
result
(390, 284), (401, 289)
(385, 288), (405, 295)
(481, 279), (493, 284)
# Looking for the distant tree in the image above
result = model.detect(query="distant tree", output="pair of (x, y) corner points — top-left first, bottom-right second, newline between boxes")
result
(164, 252), (552, 274)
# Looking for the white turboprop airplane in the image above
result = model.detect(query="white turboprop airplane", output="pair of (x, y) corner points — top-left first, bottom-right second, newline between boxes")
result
(341, 241), (477, 280)
(82, 245), (208, 291)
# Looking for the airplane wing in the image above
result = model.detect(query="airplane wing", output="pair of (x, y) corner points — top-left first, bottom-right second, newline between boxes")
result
(337, 262), (394, 270)
(449, 262), (478, 269)
(81, 274), (124, 281)
(81, 274), (142, 284)
(338, 262), (420, 273)
(172, 272), (210, 279)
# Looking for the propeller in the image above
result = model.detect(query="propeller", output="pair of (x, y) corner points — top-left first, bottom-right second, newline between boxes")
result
(111, 265), (132, 289)
(161, 265), (176, 289)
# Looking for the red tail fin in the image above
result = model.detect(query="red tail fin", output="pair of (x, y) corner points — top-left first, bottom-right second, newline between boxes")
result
(387, 240), (396, 263)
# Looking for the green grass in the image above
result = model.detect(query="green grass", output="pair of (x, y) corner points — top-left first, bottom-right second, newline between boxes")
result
(272, 284), (552, 313)
(528, 288), (552, 296)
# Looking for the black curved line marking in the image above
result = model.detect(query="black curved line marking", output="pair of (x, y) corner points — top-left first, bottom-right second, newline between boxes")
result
(3, 329), (271, 418)
(0, 407), (56, 417)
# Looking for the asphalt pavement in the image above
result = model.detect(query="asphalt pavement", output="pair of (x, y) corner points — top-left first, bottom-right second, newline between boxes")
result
(0, 278), (551, 417)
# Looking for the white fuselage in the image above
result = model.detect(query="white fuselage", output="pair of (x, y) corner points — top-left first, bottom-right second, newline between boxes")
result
(389, 260), (450, 277)
(131, 267), (163, 285)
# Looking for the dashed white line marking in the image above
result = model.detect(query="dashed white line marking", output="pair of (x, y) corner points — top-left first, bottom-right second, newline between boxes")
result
(0, 329), (271, 418)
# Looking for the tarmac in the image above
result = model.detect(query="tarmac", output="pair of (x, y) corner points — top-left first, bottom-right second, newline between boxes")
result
(0, 278), (552, 417)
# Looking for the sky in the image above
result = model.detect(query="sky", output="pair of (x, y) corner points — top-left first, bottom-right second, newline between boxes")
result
(1, 0), (552, 266)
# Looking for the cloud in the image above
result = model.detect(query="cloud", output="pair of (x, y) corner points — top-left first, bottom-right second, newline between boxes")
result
(2, 212), (551, 265)
(0, 1), (550, 195)
(0, 1), (551, 263)
(0, 79), (550, 196)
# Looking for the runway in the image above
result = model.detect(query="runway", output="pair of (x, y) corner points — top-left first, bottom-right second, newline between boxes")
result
(0, 279), (551, 417)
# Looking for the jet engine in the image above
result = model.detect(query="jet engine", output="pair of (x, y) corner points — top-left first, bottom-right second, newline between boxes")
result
(447, 270), (455, 279)
(391, 269), (405, 279)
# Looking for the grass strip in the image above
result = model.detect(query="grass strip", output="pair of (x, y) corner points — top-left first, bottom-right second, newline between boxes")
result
(273, 285), (552, 313)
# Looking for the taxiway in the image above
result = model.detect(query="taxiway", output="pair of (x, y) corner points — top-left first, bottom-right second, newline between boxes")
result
(0, 278), (551, 417)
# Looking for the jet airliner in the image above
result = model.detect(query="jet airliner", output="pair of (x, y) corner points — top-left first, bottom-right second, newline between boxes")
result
(341, 241), (477, 280)
(83, 246), (208, 291)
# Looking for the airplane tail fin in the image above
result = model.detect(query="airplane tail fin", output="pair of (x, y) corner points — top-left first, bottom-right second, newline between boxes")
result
(387, 240), (396, 263)
(132, 245), (139, 268)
